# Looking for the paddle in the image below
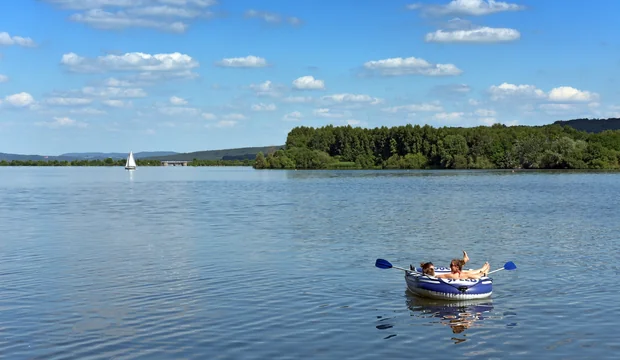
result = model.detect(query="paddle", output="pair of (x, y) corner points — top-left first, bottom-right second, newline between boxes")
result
(375, 258), (422, 274)
(486, 261), (517, 275)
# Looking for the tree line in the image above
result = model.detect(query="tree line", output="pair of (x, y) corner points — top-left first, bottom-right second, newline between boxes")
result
(0, 158), (254, 167)
(253, 123), (620, 170)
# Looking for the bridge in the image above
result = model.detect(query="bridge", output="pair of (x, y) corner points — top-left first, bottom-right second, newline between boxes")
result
(160, 160), (188, 166)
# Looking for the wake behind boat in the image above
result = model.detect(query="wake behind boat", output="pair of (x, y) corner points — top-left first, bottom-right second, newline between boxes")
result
(375, 258), (516, 301)
(125, 151), (137, 171)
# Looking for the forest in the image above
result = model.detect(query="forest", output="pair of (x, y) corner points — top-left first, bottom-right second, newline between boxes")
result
(0, 158), (253, 167)
(253, 123), (620, 170)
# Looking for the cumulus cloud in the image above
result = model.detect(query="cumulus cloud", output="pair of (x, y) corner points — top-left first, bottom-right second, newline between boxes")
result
(0, 32), (37, 47)
(425, 27), (520, 43)
(251, 103), (277, 111)
(363, 56), (462, 76)
(489, 83), (599, 103)
(43, 0), (217, 32)
(488, 83), (547, 101)
(102, 99), (131, 107)
(35, 116), (87, 128)
(45, 97), (93, 106)
(283, 111), (303, 121)
(82, 86), (147, 98)
(61, 51), (199, 74)
(321, 93), (383, 105)
(281, 96), (313, 103)
(158, 106), (200, 116)
(4, 92), (35, 107)
(408, 0), (525, 17)
(244, 9), (302, 26)
(313, 108), (349, 118)
(382, 102), (444, 113)
(170, 96), (187, 105)
(292, 76), (325, 90)
(475, 108), (496, 117)
(433, 112), (465, 122)
(216, 56), (268, 68)
(548, 86), (598, 102)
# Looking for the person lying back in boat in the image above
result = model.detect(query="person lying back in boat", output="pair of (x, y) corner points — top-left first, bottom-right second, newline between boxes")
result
(436, 259), (490, 280)
(418, 259), (489, 279)
(415, 250), (470, 276)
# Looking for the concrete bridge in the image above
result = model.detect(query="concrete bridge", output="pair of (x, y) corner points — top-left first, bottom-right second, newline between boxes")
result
(161, 160), (188, 166)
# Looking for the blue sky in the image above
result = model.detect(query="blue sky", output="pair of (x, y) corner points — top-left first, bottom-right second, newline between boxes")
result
(1, 0), (619, 155)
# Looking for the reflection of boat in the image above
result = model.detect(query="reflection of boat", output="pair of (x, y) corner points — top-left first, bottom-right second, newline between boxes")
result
(125, 151), (137, 171)
(405, 265), (492, 300)
(406, 293), (494, 341)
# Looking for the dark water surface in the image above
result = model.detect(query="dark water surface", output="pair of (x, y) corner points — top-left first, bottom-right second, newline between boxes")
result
(1, 167), (619, 359)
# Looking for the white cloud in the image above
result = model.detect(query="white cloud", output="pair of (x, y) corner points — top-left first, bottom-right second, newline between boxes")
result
(433, 112), (464, 122)
(292, 76), (325, 90)
(283, 111), (303, 121)
(408, 0), (525, 17)
(363, 56), (462, 76)
(223, 113), (247, 120)
(201, 112), (216, 120)
(4, 92), (35, 107)
(313, 108), (347, 118)
(0, 74), (8, 82)
(170, 96), (187, 105)
(251, 103), (277, 111)
(35, 116), (87, 128)
(489, 83), (599, 103)
(158, 106), (200, 116)
(0, 32), (37, 47)
(44, 0), (217, 32)
(45, 97), (93, 106)
(383, 103), (444, 113)
(103, 77), (134, 87)
(102, 99), (131, 108)
(69, 107), (107, 115)
(216, 56), (268, 68)
(244, 9), (301, 25)
(43, 0), (216, 9)
(82, 86), (147, 98)
(475, 108), (496, 117)
(479, 117), (498, 125)
(489, 83), (547, 101)
(425, 27), (520, 43)
(282, 96), (313, 103)
(321, 93), (383, 105)
(206, 120), (237, 128)
(68, 9), (188, 32)
(248, 80), (283, 97)
(548, 86), (598, 102)
(61, 52), (199, 74)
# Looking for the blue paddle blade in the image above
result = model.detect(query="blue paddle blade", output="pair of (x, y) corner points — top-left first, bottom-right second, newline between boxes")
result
(375, 259), (393, 269)
(504, 261), (517, 270)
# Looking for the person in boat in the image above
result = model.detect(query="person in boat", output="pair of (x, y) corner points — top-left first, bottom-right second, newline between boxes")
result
(436, 259), (490, 279)
(418, 254), (490, 279)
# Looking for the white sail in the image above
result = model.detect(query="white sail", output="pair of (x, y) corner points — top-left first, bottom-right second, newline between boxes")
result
(125, 151), (137, 170)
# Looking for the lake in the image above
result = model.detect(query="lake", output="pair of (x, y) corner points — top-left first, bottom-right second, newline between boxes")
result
(1, 166), (619, 359)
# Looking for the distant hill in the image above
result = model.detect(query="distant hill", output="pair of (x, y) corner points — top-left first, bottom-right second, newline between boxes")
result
(554, 118), (620, 133)
(145, 145), (284, 161)
(0, 151), (178, 161)
(0, 153), (77, 161)
(59, 151), (178, 160)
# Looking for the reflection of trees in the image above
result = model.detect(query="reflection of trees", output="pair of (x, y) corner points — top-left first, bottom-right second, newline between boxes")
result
(405, 292), (494, 344)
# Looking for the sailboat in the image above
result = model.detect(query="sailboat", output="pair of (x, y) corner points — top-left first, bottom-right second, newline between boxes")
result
(125, 151), (137, 170)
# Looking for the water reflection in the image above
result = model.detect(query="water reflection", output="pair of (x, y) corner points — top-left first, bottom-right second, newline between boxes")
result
(405, 292), (494, 344)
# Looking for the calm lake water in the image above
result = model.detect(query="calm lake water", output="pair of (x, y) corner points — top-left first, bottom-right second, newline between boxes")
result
(1, 166), (619, 359)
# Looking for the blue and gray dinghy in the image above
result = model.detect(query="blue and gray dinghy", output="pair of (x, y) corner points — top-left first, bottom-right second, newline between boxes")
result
(375, 259), (517, 301)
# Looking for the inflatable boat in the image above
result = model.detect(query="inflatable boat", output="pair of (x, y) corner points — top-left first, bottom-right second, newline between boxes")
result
(375, 258), (516, 301)
(405, 265), (492, 300)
